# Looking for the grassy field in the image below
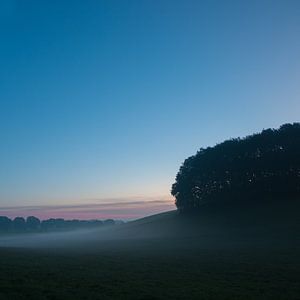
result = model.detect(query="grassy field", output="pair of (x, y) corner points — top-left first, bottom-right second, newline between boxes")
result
(0, 201), (299, 300)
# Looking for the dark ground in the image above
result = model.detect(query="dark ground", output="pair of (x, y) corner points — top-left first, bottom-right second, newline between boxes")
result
(0, 200), (299, 300)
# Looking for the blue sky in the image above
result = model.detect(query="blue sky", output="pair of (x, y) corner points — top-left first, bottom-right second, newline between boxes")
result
(0, 0), (300, 212)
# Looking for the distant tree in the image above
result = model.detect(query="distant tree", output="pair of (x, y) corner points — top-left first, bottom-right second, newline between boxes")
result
(103, 219), (115, 226)
(41, 219), (51, 231)
(41, 218), (66, 231)
(65, 219), (80, 229)
(0, 216), (114, 233)
(93, 220), (104, 227)
(13, 217), (26, 231)
(0, 216), (12, 232)
(26, 216), (41, 231)
(53, 218), (66, 229)
(171, 123), (300, 211)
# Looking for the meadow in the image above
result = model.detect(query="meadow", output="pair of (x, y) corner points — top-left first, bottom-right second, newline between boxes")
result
(0, 201), (299, 300)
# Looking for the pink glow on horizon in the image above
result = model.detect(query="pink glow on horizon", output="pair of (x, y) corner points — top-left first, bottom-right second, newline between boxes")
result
(0, 200), (175, 221)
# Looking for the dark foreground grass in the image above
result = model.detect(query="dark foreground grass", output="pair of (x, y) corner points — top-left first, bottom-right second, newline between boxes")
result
(0, 238), (299, 300)
(0, 204), (299, 300)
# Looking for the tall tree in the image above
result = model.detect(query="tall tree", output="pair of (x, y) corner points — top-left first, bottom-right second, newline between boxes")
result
(171, 123), (300, 211)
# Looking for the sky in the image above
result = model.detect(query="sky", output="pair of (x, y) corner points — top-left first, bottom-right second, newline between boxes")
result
(0, 0), (299, 219)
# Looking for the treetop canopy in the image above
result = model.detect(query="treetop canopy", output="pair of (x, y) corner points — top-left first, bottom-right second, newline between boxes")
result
(171, 123), (300, 211)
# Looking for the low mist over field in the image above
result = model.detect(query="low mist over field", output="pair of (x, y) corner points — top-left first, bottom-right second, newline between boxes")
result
(1, 127), (300, 299)
(1, 0), (300, 299)
(0, 199), (299, 299)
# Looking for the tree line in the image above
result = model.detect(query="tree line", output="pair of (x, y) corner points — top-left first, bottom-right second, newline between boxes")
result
(0, 216), (117, 233)
(171, 123), (300, 211)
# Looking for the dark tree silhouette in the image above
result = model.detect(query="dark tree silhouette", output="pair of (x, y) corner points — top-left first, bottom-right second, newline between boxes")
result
(0, 217), (113, 233)
(26, 216), (41, 230)
(41, 218), (65, 231)
(0, 216), (12, 232)
(12, 217), (26, 231)
(171, 123), (300, 211)
(103, 219), (115, 226)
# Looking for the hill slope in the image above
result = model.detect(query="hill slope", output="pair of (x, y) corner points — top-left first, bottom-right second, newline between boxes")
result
(109, 198), (300, 243)
(0, 198), (298, 249)
(0, 199), (299, 300)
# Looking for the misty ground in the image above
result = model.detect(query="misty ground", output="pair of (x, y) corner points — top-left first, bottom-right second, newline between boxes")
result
(0, 200), (299, 300)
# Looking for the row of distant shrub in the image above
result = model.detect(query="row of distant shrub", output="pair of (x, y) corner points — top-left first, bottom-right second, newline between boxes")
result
(0, 216), (118, 233)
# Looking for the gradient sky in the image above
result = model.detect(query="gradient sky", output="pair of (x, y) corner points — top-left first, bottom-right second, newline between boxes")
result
(0, 1), (300, 218)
